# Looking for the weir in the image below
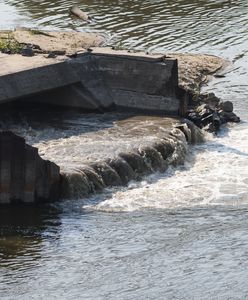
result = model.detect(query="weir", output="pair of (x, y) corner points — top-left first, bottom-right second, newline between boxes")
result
(0, 41), (228, 205)
(0, 45), (189, 205)
(0, 48), (181, 114)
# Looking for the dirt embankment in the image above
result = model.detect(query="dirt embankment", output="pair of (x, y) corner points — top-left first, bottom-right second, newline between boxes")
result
(168, 53), (225, 92)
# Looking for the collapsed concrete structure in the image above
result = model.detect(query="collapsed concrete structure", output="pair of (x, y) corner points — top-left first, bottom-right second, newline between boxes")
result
(0, 48), (181, 114)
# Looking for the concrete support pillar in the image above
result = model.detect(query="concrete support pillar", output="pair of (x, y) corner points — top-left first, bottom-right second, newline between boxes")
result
(0, 132), (60, 205)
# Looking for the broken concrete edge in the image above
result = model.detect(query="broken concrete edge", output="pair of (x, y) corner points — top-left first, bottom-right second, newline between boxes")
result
(172, 54), (240, 133)
(164, 53), (239, 130)
(60, 119), (205, 200)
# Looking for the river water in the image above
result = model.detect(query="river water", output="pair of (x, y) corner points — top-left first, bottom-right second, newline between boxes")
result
(1, 1), (248, 299)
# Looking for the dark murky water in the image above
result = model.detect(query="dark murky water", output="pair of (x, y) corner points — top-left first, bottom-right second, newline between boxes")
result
(1, 1), (248, 299)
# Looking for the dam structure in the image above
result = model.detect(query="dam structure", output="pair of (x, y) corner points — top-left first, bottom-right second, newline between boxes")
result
(0, 48), (182, 114)
(0, 47), (192, 205)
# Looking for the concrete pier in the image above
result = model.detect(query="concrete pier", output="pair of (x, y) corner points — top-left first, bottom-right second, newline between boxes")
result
(0, 132), (60, 204)
(0, 48), (181, 114)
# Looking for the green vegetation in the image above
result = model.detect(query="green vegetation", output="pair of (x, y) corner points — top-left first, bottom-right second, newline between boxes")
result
(0, 33), (22, 54)
(190, 81), (201, 102)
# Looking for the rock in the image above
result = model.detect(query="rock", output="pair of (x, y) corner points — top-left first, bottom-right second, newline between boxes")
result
(195, 103), (207, 114)
(203, 122), (216, 133)
(198, 92), (221, 108)
(2, 48), (11, 54)
(46, 52), (57, 59)
(212, 111), (222, 132)
(196, 104), (213, 118)
(0, 131), (60, 204)
(185, 93), (240, 133)
(200, 113), (214, 126)
(219, 111), (240, 123)
(21, 47), (34, 57)
(219, 101), (233, 113)
(186, 110), (202, 128)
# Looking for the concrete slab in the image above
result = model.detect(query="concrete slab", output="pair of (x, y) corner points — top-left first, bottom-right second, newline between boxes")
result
(0, 53), (65, 76)
(0, 48), (181, 114)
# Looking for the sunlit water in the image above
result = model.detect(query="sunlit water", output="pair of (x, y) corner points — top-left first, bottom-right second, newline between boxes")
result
(1, 0), (248, 299)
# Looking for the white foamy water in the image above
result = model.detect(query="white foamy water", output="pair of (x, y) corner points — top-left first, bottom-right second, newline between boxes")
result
(90, 122), (247, 212)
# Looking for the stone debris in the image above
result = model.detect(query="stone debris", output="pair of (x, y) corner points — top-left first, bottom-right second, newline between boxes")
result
(186, 95), (240, 133)
(21, 47), (34, 57)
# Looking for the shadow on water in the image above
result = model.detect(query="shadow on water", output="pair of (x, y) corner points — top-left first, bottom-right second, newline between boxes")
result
(0, 100), (143, 140)
(0, 204), (61, 260)
(208, 141), (248, 157)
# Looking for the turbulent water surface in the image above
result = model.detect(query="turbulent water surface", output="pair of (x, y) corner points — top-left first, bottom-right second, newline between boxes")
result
(1, 1), (248, 299)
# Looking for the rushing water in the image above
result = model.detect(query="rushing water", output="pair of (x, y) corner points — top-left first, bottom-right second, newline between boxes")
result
(1, 0), (248, 299)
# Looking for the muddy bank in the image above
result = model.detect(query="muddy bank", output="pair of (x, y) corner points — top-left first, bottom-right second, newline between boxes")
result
(168, 53), (225, 92)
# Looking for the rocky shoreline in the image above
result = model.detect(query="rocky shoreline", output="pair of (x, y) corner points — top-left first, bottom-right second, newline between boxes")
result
(168, 52), (240, 133)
